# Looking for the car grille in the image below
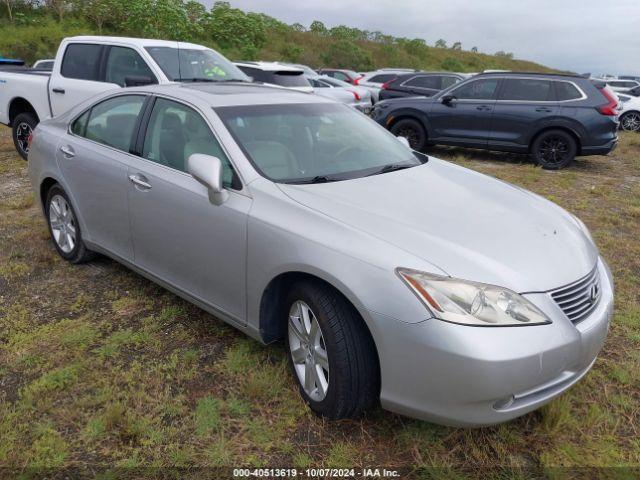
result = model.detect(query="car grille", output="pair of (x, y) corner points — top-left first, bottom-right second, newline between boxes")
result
(550, 266), (601, 324)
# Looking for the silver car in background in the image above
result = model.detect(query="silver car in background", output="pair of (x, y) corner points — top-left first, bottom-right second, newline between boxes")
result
(28, 82), (613, 426)
(307, 75), (373, 113)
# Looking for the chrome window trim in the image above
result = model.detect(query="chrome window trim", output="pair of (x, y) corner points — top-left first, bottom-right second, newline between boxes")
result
(446, 76), (587, 103)
(67, 91), (248, 195)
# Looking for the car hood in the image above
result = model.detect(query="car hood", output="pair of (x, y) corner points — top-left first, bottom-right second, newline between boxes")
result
(277, 158), (597, 293)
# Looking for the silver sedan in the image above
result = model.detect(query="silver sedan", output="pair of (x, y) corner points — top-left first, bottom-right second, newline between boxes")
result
(27, 83), (613, 426)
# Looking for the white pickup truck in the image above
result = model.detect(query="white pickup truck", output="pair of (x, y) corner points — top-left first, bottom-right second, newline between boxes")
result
(0, 35), (249, 159)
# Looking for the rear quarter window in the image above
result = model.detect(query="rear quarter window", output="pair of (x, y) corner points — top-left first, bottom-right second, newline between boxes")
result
(555, 81), (583, 101)
(500, 78), (554, 101)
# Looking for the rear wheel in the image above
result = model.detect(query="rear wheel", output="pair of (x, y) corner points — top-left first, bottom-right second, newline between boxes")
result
(285, 281), (379, 419)
(531, 129), (577, 170)
(620, 111), (640, 132)
(45, 185), (95, 264)
(12, 112), (38, 161)
(390, 118), (427, 151)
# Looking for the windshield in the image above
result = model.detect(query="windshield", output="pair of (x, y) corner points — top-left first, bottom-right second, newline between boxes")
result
(145, 46), (249, 82)
(216, 103), (422, 184)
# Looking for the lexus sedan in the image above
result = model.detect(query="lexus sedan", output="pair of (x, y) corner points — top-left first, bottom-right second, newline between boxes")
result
(28, 83), (613, 427)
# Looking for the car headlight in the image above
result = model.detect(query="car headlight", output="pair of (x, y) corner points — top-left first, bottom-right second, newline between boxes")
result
(396, 268), (551, 327)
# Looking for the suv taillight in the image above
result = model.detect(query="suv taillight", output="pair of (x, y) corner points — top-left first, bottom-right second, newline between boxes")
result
(349, 90), (361, 101)
(353, 75), (362, 85)
(381, 81), (392, 90)
(597, 87), (619, 116)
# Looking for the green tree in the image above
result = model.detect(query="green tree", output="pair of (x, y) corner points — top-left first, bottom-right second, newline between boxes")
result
(471, 46), (478, 53)
(451, 41), (462, 50)
(309, 20), (327, 35)
(204, 1), (266, 52)
(435, 38), (447, 48)
(321, 39), (373, 70)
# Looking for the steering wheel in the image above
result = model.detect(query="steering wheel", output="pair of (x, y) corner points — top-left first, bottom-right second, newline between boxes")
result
(334, 145), (363, 162)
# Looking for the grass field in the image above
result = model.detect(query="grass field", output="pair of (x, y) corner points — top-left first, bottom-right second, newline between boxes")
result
(0, 126), (638, 478)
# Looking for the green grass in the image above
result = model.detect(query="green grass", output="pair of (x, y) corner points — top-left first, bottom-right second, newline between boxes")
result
(0, 126), (639, 477)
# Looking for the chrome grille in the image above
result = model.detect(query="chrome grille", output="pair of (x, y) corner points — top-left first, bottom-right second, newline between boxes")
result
(550, 266), (601, 324)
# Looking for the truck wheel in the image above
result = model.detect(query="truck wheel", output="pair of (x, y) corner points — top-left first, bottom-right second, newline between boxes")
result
(12, 112), (38, 161)
(285, 281), (379, 420)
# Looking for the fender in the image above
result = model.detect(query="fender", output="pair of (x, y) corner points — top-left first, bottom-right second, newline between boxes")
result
(383, 107), (433, 137)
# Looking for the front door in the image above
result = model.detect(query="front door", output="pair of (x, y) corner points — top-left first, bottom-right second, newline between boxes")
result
(428, 77), (501, 146)
(126, 97), (251, 321)
(56, 94), (147, 260)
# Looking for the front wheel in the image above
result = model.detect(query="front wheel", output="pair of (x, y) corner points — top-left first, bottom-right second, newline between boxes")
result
(620, 111), (640, 132)
(12, 112), (38, 161)
(390, 118), (427, 151)
(531, 130), (577, 170)
(285, 281), (379, 420)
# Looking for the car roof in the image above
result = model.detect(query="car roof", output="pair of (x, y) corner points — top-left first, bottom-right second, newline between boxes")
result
(475, 71), (585, 80)
(234, 61), (304, 73)
(124, 82), (332, 107)
(65, 35), (210, 50)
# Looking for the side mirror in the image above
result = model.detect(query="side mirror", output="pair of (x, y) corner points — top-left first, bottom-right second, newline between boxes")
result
(188, 153), (229, 204)
(441, 94), (456, 105)
(396, 136), (411, 149)
(124, 75), (156, 87)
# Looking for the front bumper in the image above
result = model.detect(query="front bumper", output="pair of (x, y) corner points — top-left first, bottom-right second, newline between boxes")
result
(369, 257), (614, 427)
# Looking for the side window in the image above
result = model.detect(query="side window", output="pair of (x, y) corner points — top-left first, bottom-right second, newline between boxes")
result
(441, 76), (461, 89)
(500, 78), (554, 101)
(60, 44), (102, 81)
(105, 46), (156, 87)
(81, 95), (146, 151)
(452, 78), (500, 100)
(404, 75), (440, 89)
(71, 110), (90, 136)
(142, 98), (236, 188)
(369, 74), (396, 83)
(555, 82), (583, 101)
(333, 72), (349, 82)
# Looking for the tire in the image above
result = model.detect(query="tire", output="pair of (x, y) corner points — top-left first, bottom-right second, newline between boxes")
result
(620, 111), (640, 132)
(285, 281), (379, 420)
(44, 185), (95, 264)
(531, 129), (577, 170)
(390, 118), (427, 152)
(12, 112), (38, 161)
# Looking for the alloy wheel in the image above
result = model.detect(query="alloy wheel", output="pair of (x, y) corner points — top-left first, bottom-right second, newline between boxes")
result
(538, 135), (570, 166)
(288, 300), (330, 401)
(49, 195), (77, 254)
(621, 112), (640, 132)
(395, 127), (420, 150)
(16, 121), (32, 155)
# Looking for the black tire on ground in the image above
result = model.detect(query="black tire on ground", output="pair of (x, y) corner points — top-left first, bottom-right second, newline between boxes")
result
(12, 112), (38, 161)
(390, 118), (427, 152)
(531, 129), (578, 170)
(44, 184), (96, 264)
(285, 281), (379, 420)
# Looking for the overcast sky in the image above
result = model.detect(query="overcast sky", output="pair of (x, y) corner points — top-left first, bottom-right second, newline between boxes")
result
(201, 0), (639, 76)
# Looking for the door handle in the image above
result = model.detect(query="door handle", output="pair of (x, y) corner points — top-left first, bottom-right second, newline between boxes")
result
(476, 105), (492, 111)
(128, 174), (152, 190)
(59, 145), (75, 158)
(52, 88), (66, 94)
(535, 107), (553, 112)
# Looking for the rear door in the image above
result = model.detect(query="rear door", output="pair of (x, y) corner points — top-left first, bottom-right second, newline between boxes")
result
(399, 75), (442, 97)
(56, 94), (148, 260)
(428, 77), (500, 145)
(125, 96), (251, 321)
(50, 43), (119, 116)
(489, 77), (558, 148)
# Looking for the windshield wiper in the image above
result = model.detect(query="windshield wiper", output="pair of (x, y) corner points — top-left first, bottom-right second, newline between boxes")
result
(368, 163), (419, 176)
(178, 78), (216, 82)
(292, 175), (339, 184)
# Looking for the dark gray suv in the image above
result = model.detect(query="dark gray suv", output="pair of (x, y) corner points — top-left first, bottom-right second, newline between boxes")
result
(372, 73), (619, 169)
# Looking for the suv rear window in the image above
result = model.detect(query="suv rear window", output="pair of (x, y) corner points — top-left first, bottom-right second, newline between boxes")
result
(500, 78), (554, 101)
(268, 71), (310, 88)
(369, 74), (397, 83)
(403, 75), (440, 89)
(61, 44), (102, 81)
(555, 81), (583, 101)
